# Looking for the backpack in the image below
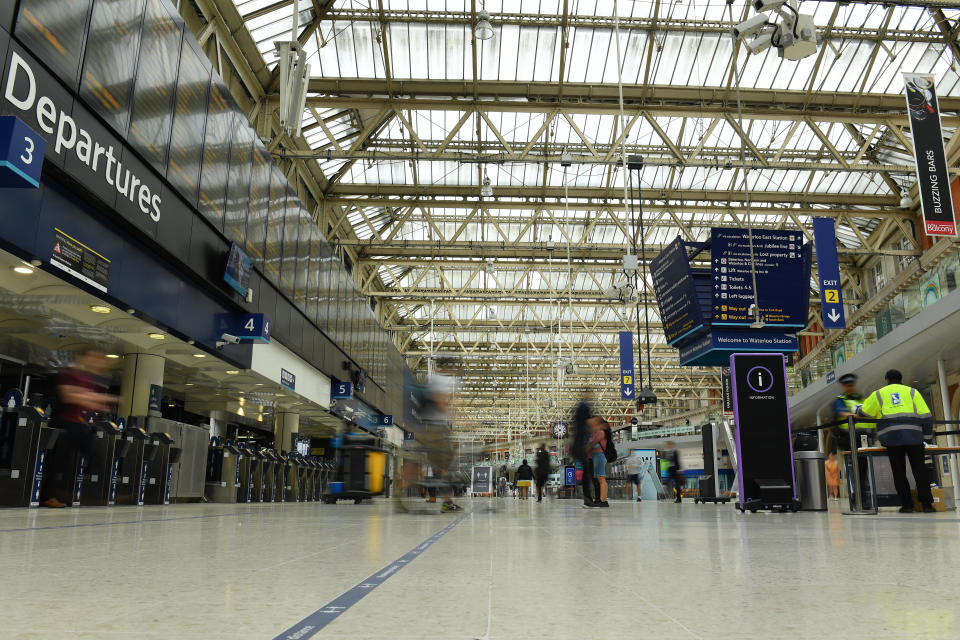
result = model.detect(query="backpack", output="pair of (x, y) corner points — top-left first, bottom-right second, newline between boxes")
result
(603, 428), (617, 462)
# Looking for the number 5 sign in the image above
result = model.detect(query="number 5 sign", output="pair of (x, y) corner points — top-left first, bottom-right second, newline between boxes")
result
(0, 116), (46, 188)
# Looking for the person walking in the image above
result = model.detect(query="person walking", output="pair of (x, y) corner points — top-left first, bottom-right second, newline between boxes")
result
(663, 441), (683, 503)
(587, 421), (609, 507)
(572, 390), (602, 508)
(857, 369), (935, 513)
(626, 454), (643, 502)
(825, 452), (840, 500)
(534, 446), (551, 502)
(516, 459), (535, 500)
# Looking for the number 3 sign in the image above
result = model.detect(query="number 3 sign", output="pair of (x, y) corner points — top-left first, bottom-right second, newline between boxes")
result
(0, 116), (45, 188)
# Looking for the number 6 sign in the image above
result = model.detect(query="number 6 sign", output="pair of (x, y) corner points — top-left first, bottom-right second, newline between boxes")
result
(0, 116), (46, 188)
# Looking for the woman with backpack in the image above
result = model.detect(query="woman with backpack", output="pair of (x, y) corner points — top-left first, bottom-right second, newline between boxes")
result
(587, 420), (611, 507)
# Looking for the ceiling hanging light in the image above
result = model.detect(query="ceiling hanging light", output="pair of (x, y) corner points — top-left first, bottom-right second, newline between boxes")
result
(480, 174), (493, 198)
(475, 9), (494, 41)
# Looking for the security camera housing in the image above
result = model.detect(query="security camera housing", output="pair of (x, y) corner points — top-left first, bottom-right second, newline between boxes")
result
(732, 13), (769, 39)
(752, 0), (786, 12)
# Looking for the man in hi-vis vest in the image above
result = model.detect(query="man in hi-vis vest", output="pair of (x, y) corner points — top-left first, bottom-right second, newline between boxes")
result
(857, 369), (935, 513)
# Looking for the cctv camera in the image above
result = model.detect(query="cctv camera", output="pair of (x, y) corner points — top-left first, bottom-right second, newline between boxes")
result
(745, 32), (773, 54)
(216, 333), (241, 349)
(752, 0), (786, 11)
(732, 14), (769, 39)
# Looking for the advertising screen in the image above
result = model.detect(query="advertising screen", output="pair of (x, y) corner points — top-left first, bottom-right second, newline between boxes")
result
(127, 0), (181, 173)
(166, 37), (210, 205)
(16, 0), (93, 88)
(224, 242), (252, 296)
(79, 0), (145, 134)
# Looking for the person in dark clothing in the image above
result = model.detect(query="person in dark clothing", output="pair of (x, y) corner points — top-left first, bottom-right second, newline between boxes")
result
(572, 390), (603, 508)
(534, 446), (551, 502)
(516, 459), (535, 500)
(663, 440), (682, 503)
(40, 350), (117, 508)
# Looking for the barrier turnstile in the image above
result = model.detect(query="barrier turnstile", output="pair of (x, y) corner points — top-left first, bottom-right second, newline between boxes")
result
(205, 438), (244, 503)
(0, 407), (60, 507)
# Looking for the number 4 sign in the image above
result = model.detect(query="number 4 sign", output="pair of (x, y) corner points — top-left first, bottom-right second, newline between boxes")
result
(237, 313), (271, 342)
(0, 116), (46, 188)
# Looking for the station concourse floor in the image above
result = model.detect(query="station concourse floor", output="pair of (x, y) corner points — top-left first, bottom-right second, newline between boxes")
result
(1, 498), (958, 640)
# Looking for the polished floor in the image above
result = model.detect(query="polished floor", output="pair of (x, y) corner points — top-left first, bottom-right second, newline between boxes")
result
(1, 497), (959, 639)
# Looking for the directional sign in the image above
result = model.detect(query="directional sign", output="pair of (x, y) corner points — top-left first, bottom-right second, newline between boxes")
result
(380, 414), (393, 426)
(619, 331), (635, 401)
(332, 381), (353, 399)
(678, 329), (798, 367)
(812, 218), (846, 329)
(711, 228), (808, 328)
(0, 116), (46, 188)
(236, 313), (271, 342)
(650, 237), (705, 344)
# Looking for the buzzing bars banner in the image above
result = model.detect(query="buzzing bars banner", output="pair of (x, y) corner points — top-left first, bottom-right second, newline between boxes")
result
(904, 73), (957, 237)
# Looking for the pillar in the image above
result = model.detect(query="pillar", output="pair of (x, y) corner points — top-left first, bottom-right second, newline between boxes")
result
(117, 353), (165, 423)
(209, 410), (226, 439)
(936, 358), (959, 511)
(275, 411), (299, 452)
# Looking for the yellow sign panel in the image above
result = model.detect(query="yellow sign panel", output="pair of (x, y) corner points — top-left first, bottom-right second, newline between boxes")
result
(824, 289), (839, 304)
(622, 375), (632, 385)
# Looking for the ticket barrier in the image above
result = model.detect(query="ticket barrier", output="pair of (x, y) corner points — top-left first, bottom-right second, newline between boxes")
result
(252, 448), (274, 502)
(76, 421), (128, 506)
(115, 427), (159, 506)
(0, 406), (61, 507)
(293, 454), (310, 502)
(205, 438), (244, 503)
(311, 458), (324, 501)
(141, 433), (179, 505)
(271, 450), (286, 502)
(277, 452), (293, 502)
(235, 444), (258, 503)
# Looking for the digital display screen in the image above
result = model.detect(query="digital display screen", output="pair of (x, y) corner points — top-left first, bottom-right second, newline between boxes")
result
(224, 242), (252, 296)
(16, 0), (93, 89)
(224, 120), (253, 247)
(128, 0), (182, 173)
(197, 79), (233, 230)
(244, 145), (271, 269)
(79, 0), (144, 134)
(166, 37), (210, 205)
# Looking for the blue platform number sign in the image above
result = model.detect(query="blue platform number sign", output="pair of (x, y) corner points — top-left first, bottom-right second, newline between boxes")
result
(332, 381), (353, 399)
(380, 414), (393, 426)
(237, 313), (271, 342)
(0, 116), (45, 188)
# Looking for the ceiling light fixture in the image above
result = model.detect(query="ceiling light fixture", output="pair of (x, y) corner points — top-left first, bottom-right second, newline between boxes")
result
(12, 264), (34, 275)
(480, 174), (493, 198)
(89, 305), (111, 314)
(225, 370), (240, 375)
(475, 9), (494, 41)
(147, 332), (165, 340)
(193, 353), (206, 358)
(105, 354), (120, 359)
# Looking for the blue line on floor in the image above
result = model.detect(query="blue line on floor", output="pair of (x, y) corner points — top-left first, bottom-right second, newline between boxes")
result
(273, 512), (470, 640)
(0, 511), (251, 533)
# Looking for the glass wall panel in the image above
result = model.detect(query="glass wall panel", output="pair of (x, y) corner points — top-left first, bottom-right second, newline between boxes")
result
(165, 37), (209, 206)
(279, 192), (301, 299)
(294, 215), (312, 310)
(16, 0), (94, 89)
(263, 167), (287, 283)
(245, 146), (271, 269)
(223, 117), (253, 247)
(197, 78), (233, 230)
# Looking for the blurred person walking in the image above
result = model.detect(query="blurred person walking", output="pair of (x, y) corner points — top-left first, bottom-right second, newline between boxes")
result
(663, 440), (683, 503)
(626, 454), (643, 502)
(587, 420), (609, 507)
(572, 390), (602, 508)
(39, 350), (117, 508)
(535, 446), (551, 502)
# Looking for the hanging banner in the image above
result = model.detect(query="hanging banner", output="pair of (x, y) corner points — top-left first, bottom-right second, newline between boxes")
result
(812, 218), (846, 329)
(619, 331), (635, 400)
(903, 73), (957, 237)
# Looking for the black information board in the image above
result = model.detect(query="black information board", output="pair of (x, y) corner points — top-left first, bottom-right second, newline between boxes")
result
(651, 237), (704, 344)
(79, 0), (144, 134)
(197, 79), (234, 230)
(711, 228), (807, 328)
(730, 353), (795, 503)
(50, 227), (110, 292)
(15, 0), (93, 88)
(166, 37), (209, 205)
(128, 0), (181, 173)
(471, 466), (492, 494)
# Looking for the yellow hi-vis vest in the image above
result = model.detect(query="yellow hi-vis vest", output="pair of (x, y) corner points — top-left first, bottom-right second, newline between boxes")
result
(858, 384), (932, 446)
(836, 395), (874, 431)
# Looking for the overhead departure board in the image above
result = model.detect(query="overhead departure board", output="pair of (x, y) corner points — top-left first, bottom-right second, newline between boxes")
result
(79, 0), (145, 135)
(166, 37), (210, 205)
(651, 237), (705, 344)
(224, 117), (253, 247)
(197, 78), (234, 231)
(244, 145), (272, 268)
(128, 0), (181, 174)
(15, 0), (93, 89)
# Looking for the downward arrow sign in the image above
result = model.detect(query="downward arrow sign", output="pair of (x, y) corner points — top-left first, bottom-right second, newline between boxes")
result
(624, 388), (634, 397)
(827, 309), (841, 322)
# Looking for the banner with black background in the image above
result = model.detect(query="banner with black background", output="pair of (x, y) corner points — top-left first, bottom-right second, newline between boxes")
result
(904, 73), (957, 237)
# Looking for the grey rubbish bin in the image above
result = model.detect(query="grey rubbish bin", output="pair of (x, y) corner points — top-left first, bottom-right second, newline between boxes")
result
(793, 451), (827, 511)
